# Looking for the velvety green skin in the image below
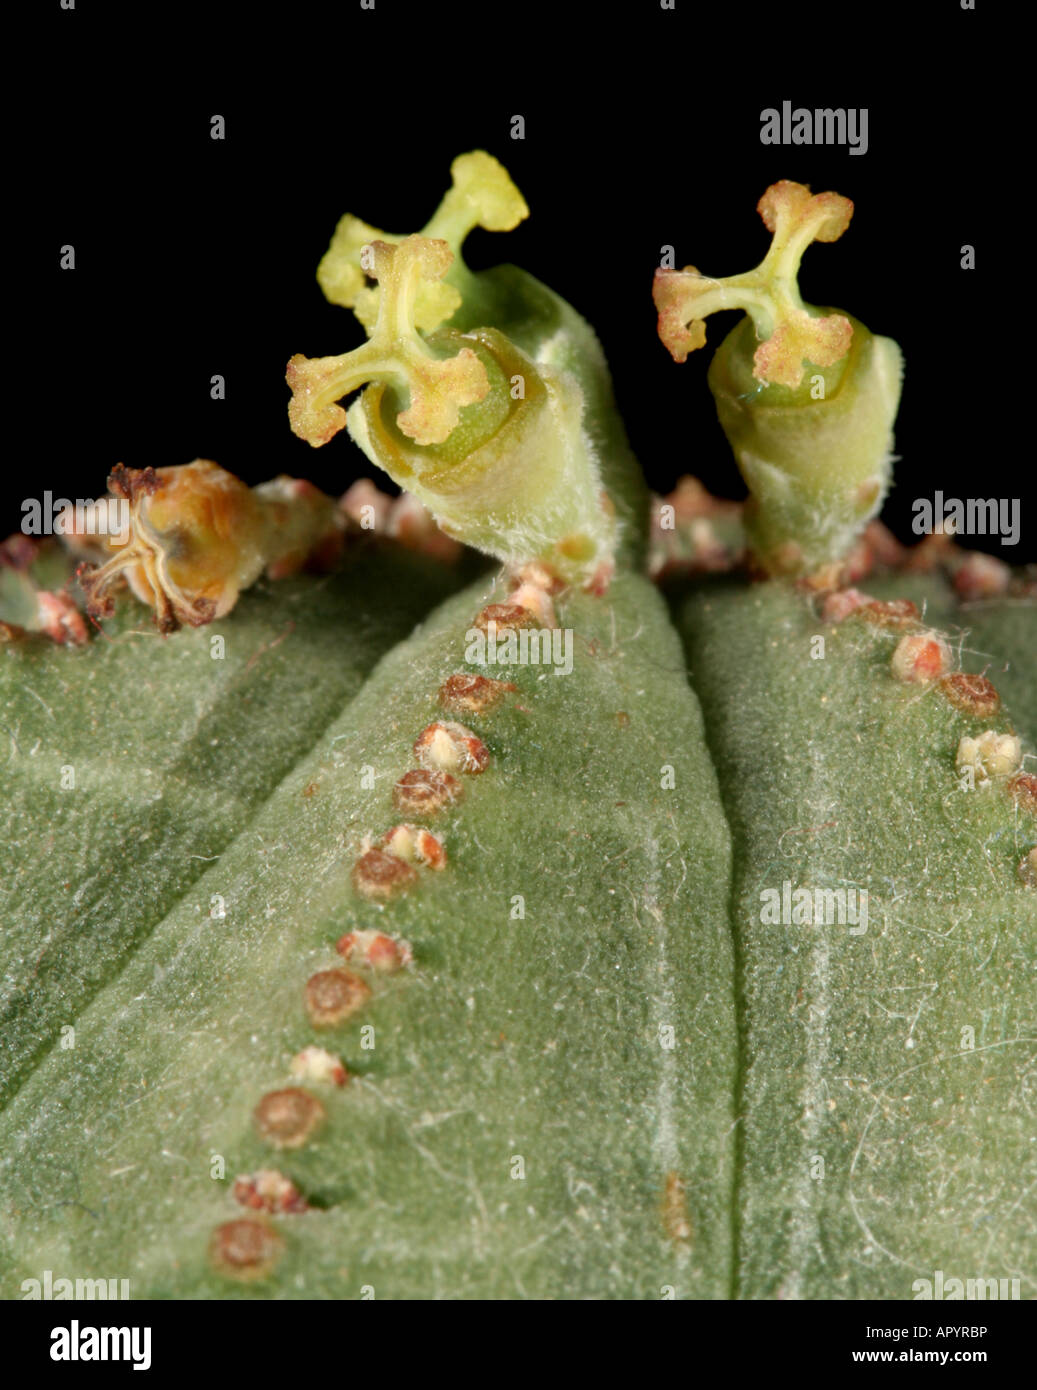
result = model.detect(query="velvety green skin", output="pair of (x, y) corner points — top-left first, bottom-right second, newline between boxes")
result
(449, 264), (651, 572)
(708, 315), (902, 575)
(671, 575), (1036, 1299)
(0, 257), (709, 1302)
(0, 570), (736, 1298)
(0, 543), (469, 1107)
(867, 572), (1037, 746)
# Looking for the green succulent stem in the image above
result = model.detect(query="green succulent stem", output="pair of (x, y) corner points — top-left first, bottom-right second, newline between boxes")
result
(669, 575), (1036, 1297)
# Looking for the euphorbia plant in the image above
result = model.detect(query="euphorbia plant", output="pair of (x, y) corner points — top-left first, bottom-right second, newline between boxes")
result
(0, 155), (1033, 1302)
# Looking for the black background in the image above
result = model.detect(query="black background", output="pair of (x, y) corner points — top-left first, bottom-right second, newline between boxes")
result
(6, 1294), (1030, 1370)
(26, 2), (1030, 559)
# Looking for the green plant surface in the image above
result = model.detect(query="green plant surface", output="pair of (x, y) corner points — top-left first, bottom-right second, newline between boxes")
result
(866, 571), (1037, 744)
(0, 568), (737, 1298)
(0, 542), (470, 1108)
(453, 264), (650, 569)
(671, 574), (1036, 1299)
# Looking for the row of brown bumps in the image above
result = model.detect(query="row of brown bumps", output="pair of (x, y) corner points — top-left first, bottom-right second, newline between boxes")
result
(209, 593), (546, 1280)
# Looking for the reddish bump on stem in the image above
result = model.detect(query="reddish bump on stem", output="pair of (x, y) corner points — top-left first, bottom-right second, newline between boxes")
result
(902, 530), (957, 574)
(378, 824), (447, 869)
(799, 554), (865, 596)
(35, 591), (89, 646)
(512, 560), (567, 595)
(438, 673), (517, 714)
(209, 1219), (284, 1281)
(304, 968), (372, 1026)
(414, 721), (490, 775)
(890, 631), (953, 684)
(820, 588), (874, 623)
(255, 476), (345, 579)
(388, 492), (464, 564)
(352, 848), (419, 900)
(585, 557), (616, 597)
(507, 580), (557, 628)
(952, 551), (1012, 602)
(338, 482), (462, 562)
(474, 603), (539, 634)
(863, 519), (908, 568)
(855, 599), (920, 629)
(0, 534), (40, 570)
(339, 478), (393, 532)
(233, 1170), (309, 1215)
(392, 767), (464, 816)
(939, 673), (1002, 718)
(1007, 774), (1037, 817)
(290, 1045), (350, 1086)
(337, 928), (414, 974)
(253, 1088), (326, 1149)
